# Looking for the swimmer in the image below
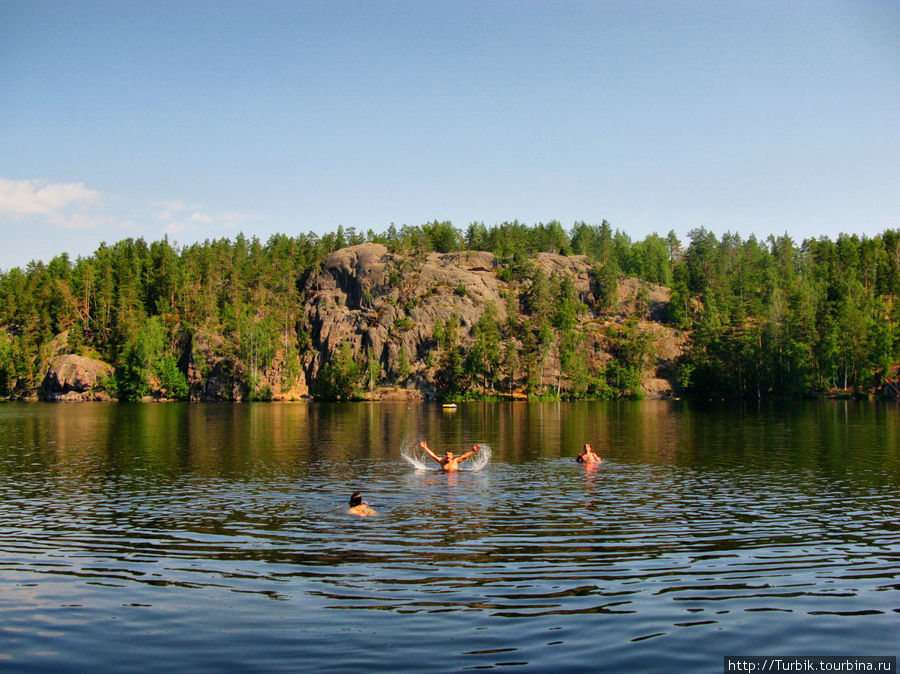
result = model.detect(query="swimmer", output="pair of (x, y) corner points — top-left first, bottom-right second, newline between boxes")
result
(419, 440), (480, 472)
(575, 443), (602, 464)
(348, 491), (376, 517)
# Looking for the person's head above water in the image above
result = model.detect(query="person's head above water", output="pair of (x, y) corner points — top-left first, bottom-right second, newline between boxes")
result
(348, 491), (376, 517)
(444, 451), (454, 459)
(576, 443), (601, 463)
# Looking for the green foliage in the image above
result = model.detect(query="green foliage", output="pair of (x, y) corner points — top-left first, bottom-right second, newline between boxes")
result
(112, 316), (189, 401)
(115, 347), (149, 401)
(559, 331), (590, 397)
(1, 332), (38, 395)
(422, 220), (462, 253)
(314, 342), (361, 400)
(634, 284), (650, 319)
(667, 229), (900, 398)
(0, 330), (13, 397)
(249, 384), (273, 402)
(552, 273), (583, 331)
(435, 314), (466, 394)
(667, 278), (692, 328)
(432, 320), (445, 348)
(115, 316), (166, 401)
(501, 340), (519, 394)
(366, 346), (381, 391)
(440, 314), (459, 349)
(523, 267), (551, 317)
(0, 221), (899, 402)
(158, 355), (189, 400)
(396, 346), (411, 384)
(589, 264), (618, 312)
(467, 302), (502, 391)
(436, 345), (466, 395)
(519, 317), (555, 395)
(606, 318), (655, 398)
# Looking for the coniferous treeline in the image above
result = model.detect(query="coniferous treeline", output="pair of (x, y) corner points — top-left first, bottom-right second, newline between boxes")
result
(0, 220), (898, 400)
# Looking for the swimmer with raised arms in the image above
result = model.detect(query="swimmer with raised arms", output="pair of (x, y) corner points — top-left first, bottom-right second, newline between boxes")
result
(419, 440), (479, 472)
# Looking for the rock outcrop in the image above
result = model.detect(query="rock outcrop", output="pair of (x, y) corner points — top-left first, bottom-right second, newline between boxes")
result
(303, 244), (511, 387)
(39, 354), (114, 401)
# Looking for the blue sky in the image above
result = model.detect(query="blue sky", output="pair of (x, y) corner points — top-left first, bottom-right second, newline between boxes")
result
(1, 0), (898, 271)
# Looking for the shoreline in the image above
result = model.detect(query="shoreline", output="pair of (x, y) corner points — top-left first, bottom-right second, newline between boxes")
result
(2, 391), (895, 404)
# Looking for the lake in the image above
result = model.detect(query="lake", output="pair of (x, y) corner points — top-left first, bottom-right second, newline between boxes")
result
(0, 401), (897, 672)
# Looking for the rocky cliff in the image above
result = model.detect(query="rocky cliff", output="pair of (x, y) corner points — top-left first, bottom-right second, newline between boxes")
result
(299, 243), (684, 399)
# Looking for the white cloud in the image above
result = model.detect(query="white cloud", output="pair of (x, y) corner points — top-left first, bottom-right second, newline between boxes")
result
(156, 200), (188, 213)
(152, 201), (265, 237)
(0, 178), (102, 228)
(154, 201), (204, 222)
(220, 211), (264, 230)
(0, 178), (268, 242)
(189, 211), (213, 223)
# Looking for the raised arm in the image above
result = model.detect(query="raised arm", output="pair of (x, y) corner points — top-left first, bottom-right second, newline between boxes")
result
(458, 444), (480, 462)
(419, 440), (441, 463)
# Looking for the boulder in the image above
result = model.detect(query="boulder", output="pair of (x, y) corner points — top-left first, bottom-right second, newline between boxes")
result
(40, 354), (114, 401)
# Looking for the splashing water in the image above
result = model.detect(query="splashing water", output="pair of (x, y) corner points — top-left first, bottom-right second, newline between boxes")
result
(400, 436), (431, 470)
(468, 444), (491, 471)
(400, 438), (492, 472)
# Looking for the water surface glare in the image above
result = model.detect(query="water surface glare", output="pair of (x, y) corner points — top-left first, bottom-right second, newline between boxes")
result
(0, 401), (897, 672)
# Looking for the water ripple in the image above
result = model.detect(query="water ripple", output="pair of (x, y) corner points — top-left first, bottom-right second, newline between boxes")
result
(1, 402), (898, 672)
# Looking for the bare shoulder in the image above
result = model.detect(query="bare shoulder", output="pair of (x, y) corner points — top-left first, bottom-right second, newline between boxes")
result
(349, 505), (376, 517)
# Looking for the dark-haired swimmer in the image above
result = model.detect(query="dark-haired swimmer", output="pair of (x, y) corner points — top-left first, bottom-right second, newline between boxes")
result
(419, 441), (479, 472)
(575, 443), (602, 464)
(348, 491), (376, 517)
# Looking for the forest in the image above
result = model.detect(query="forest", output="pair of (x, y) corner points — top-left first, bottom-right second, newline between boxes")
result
(1, 220), (898, 401)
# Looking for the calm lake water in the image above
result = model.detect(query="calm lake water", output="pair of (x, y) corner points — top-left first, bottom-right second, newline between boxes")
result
(0, 401), (897, 672)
